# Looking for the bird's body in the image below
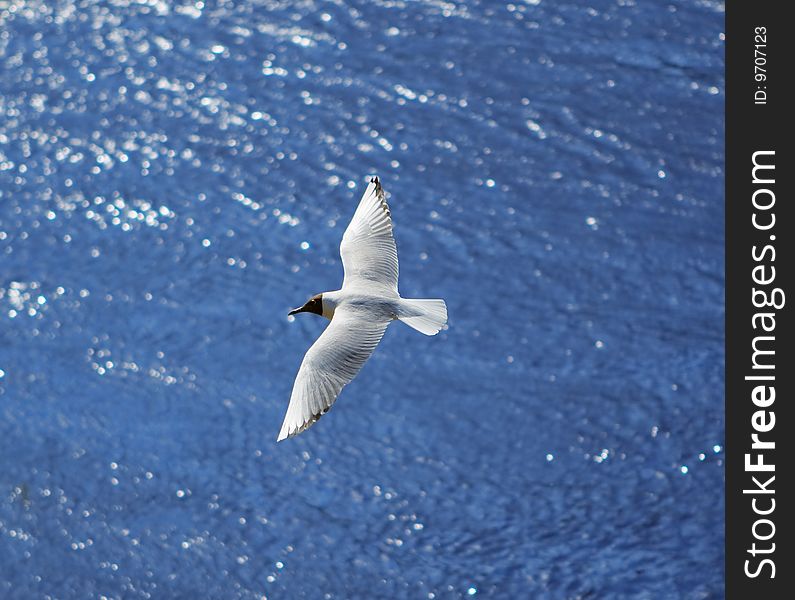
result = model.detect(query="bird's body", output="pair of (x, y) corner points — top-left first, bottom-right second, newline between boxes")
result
(320, 289), (399, 321)
(278, 177), (447, 441)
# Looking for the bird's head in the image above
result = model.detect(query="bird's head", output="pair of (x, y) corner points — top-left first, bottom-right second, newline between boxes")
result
(288, 293), (324, 317)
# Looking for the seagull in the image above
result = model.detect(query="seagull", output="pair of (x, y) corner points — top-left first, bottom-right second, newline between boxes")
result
(278, 176), (447, 441)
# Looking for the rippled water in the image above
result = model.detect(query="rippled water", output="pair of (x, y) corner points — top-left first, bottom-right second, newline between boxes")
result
(1, 0), (724, 598)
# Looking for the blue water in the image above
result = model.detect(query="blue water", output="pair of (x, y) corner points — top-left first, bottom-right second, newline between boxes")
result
(1, 0), (724, 597)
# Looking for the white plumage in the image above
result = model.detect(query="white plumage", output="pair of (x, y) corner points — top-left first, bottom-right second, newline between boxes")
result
(278, 177), (447, 441)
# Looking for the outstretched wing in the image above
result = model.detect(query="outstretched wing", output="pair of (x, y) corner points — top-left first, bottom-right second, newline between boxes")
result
(340, 177), (399, 292)
(278, 308), (389, 441)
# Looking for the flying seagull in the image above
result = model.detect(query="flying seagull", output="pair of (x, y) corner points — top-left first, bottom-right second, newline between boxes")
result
(278, 176), (447, 441)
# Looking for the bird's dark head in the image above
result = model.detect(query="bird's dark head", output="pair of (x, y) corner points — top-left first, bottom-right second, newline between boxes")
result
(289, 293), (323, 317)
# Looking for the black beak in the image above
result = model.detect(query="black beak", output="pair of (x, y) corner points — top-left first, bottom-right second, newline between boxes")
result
(288, 306), (303, 316)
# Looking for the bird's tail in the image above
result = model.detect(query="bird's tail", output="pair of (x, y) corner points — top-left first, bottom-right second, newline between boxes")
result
(398, 299), (448, 336)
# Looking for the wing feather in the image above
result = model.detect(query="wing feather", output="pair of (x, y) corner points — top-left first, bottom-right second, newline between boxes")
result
(278, 308), (389, 440)
(340, 177), (399, 291)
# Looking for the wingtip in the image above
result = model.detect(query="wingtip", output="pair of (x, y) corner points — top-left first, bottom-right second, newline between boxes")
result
(276, 426), (290, 442)
(368, 176), (387, 205)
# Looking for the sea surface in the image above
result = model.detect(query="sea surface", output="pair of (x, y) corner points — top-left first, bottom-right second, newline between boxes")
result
(1, 0), (725, 598)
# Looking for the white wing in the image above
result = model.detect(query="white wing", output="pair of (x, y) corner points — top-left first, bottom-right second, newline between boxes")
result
(340, 177), (399, 292)
(277, 308), (389, 441)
